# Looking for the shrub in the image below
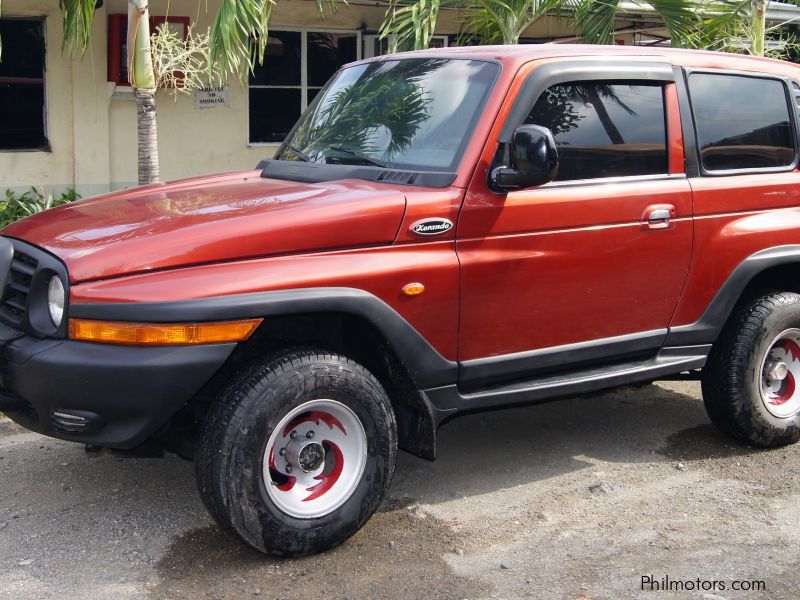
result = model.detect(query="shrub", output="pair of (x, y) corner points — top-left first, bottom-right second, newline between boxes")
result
(0, 187), (80, 229)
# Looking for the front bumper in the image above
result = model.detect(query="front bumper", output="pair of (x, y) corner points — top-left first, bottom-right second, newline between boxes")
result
(0, 322), (235, 448)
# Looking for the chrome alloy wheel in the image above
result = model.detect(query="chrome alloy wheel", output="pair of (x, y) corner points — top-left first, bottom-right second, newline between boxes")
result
(759, 328), (800, 419)
(263, 399), (367, 518)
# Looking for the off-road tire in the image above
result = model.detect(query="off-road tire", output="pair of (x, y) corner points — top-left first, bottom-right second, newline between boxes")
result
(702, 291), (800, 447)
(196, 348), (397, 556)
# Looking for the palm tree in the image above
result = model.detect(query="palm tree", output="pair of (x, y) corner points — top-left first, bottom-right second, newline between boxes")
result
(681, 0), (798, 58)
(54, 0), (283, 186)
(380, 0), (696, 50)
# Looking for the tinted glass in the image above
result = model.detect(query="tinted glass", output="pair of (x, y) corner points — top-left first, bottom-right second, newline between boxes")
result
(249, 31), (301, 86)
(249, 88), (301, 143)
(527, 82), (667, 181)
(689, 73), (795, 171)
(307, 32), (358, 87)
(0, 19), (47, 150)
(277, 59), (498, 171)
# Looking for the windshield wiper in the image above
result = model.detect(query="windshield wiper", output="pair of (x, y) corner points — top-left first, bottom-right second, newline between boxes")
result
(285, 144), (312, 162)
(328, 145), (390, 168)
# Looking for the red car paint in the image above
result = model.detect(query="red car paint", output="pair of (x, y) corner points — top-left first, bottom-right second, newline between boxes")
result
(4, 44), (800, 366)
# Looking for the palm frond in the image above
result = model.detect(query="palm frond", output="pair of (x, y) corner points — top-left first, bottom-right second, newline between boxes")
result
(680, 0), (750, 49)
(380, 0), (443, 51)
(208, 0), (273, 80)
(59, 0), (97, 56)
(644, 0), (695, 44)
(573, 0), (620, 44)
(315, 0), (345, 15)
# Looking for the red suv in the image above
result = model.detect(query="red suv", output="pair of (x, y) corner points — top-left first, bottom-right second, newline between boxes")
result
(3, 45), (800, 556)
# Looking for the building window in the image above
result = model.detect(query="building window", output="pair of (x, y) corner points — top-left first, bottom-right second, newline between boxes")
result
(0, 18), (48, 151)
(689, 73), (796, 172)
(107, 14), (190, 87)
(527, 81), (667, 181)
(248, 29), (359, 144)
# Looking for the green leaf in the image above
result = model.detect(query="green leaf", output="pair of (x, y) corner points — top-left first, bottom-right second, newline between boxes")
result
(573, 0), (621, 44)
(208, 0), (273, 81)
(59, 0), (98, 56)
(380, 0), (444, 51)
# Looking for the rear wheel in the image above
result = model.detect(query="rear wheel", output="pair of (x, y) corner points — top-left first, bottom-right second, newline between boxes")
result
(196, 349), (397, 556)
(702, 292), (800, 447)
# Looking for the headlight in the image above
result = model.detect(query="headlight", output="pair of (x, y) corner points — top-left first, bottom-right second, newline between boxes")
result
(48, 276), (65, 327)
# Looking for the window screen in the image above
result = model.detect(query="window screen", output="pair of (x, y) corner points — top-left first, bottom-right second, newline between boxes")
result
(526, 81), (667, 181)
(0, 19), (48, 151)
(689, 73), (795, 171)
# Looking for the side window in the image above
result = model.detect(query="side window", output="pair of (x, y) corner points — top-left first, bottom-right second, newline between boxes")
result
(526, 81), (667, 182)
(689, 73), (795, 172)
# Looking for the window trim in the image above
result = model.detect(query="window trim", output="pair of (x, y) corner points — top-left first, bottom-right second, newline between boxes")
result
(0, 15), (50, 153)
(493, 60), (676, 189)
(684, 67), (800, 177)
(246, 27), (361, 147)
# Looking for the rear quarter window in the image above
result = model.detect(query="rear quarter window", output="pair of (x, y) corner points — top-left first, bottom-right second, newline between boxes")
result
(688, 73), (796, 172)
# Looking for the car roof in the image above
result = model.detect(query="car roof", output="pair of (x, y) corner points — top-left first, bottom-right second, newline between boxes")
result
(363, 44), (800, 77)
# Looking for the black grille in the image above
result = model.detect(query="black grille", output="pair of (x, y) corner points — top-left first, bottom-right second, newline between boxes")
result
(0, 249), (38, 325)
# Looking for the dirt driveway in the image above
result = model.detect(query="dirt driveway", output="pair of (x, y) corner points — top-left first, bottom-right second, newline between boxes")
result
(1, 381), (799, 599)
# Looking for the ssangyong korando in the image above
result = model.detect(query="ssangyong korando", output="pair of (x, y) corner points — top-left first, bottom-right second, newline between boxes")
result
(4, 45), (800, 555)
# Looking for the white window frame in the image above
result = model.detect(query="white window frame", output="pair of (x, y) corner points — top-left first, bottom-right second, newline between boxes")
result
(247, 27), (362, 147)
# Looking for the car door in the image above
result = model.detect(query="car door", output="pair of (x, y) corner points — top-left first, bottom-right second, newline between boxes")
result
(457, 60), (694, 387)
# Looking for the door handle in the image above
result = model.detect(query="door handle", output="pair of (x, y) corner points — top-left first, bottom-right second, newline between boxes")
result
(643, 205), (676, 230)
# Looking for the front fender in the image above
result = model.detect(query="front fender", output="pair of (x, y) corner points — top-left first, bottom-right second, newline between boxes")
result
(70, 287), (458, 390)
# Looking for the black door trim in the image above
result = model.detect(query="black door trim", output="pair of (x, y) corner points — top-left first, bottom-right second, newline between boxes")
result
(459, 328), (669, 389)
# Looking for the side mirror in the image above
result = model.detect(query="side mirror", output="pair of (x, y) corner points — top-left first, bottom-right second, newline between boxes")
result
(489, 125), (558, 192)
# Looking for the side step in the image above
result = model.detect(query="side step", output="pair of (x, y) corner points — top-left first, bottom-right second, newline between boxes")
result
(423, 345), (711, 418)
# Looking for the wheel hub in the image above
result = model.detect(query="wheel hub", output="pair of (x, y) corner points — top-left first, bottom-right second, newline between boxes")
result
(766, 359), (789, 383)
(285, 436), (326, 473)
(759, 329), (800, 419)
(262, 399), (367, 519)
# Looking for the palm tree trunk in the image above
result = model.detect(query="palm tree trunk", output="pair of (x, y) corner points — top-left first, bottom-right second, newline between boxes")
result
(751, 0), (767, 56)
(585, 87), (625, 145)
(135, 89), (159, 185)
(129, 0), (159, 185)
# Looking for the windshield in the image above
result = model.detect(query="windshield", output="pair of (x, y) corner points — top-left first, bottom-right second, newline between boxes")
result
(274, 58), (499, 172)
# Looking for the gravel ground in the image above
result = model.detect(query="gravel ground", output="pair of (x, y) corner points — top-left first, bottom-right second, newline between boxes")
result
(1, 381), (799, 600)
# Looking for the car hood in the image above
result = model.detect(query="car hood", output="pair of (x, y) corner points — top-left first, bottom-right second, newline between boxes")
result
(2, 171), (407, 283)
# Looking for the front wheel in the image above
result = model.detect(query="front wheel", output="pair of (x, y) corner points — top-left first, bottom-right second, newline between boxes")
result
(702, 291), (800, 447)
(196, 349), (397, 556)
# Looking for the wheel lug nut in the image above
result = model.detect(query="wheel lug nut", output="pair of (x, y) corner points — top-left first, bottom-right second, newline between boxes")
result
(279, 447), (286, 456)
(290, 431), (298, 439)
(285, 464), (292, 473)
(306, 431), (314, 439)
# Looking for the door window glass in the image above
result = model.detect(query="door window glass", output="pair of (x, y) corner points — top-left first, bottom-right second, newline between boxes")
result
(526, 81), (667, 181)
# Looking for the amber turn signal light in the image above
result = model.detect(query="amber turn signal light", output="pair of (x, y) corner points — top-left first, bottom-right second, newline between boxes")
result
(402, 282), (426, 296)
(68, 318), (263, 346)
